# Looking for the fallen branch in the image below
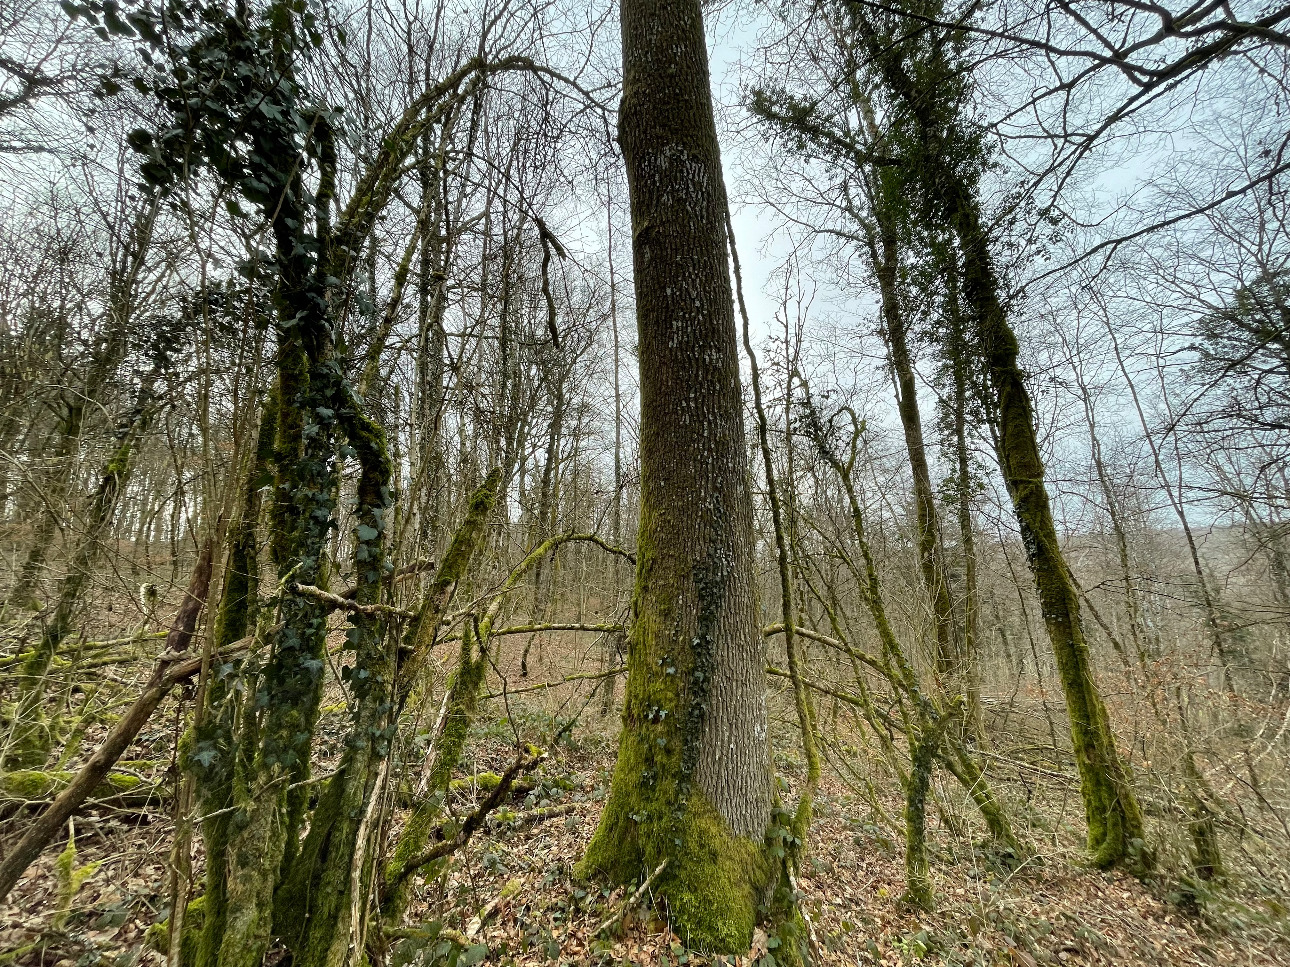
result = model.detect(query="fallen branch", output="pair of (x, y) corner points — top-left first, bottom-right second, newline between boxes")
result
(592, 859), (668, 937)
(466, 877), (523, 939)
(390, 750), (546, 886)
(0, 632), (167, 670)
(491, 802), (578, 830)
(0, 784), (165, 821)
(483, 666), (624, 700)
(488, 622), (624, 638)
(289, 582), (416, 619)
(0, 617), (250, 903)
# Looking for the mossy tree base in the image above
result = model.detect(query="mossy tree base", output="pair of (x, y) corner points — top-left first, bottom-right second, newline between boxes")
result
(581, 791), (771, 951)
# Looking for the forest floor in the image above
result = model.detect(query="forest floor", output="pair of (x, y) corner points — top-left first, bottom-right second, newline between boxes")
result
(3, 636), (1290, 967)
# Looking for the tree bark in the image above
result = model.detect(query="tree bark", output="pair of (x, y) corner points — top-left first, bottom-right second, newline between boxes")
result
(870, 217), (959, 685)
(580, 0), (775, 949)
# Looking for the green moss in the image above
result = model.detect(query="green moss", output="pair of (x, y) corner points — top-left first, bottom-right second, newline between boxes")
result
(53, 830), (99, 928)
(0, 769), (143, 800)
(273, 768), (345, 946)
(580, 672), (773, 950)
(580, 517), (781, 953)
(0, 769), (56, 798)
(144, 921), (167, 953)
(147, 896), (206, 967)
(764, 861), (809, 967)
(449, 771), (502, 793)
(661, 794), (771, 950)
(396, 469), (500, 699)
(106, 773), (143, 792)
(3, 713), (55, 770)
(583, 785), (770, 950)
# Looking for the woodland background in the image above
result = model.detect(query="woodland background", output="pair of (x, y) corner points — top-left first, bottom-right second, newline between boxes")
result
(0, 0), (1288, 963)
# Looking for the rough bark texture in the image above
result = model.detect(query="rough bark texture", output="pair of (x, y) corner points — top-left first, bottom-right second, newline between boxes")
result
(580, 0), (774, 949)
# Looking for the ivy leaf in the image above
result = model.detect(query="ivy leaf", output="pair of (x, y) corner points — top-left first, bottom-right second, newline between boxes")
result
(100, 0), (134, 36)
(356, 524), (379, 542)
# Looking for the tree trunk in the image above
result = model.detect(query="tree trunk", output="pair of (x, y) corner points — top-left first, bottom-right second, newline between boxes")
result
(580, 0), (775, 949)
(850, 4), (1149, 870)
(957, 213), (1148, 870)
(189, 392), (277, 967)
(945, 282), (983, 732)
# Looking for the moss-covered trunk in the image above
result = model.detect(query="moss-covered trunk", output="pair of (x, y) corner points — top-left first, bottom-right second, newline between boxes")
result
(847, 0), (1148, 870)
(188, 392), (277, 967)
(955, 211), (1147, 869)
(380, 629), (487, 923)
(580, 0), (775, 949)
(380, 470), (500, 925)
(799, 388), (1021, 879)
(5, 410), (84, 614)
(215, 309), (340, 967)
(904, 712), (952, 911)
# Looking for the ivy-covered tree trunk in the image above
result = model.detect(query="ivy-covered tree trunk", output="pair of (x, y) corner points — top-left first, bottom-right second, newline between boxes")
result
(216, 293), (341, 967)
(213, 54), (346, 967)
(580, 0), (775, 950)
(272, 401), (392, 967)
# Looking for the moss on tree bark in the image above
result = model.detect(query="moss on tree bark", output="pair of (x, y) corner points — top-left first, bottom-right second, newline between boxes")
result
(579, 0), (780, 951)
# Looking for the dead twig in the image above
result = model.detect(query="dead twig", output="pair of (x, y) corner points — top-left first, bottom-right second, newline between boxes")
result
(592, 859), (668, 937)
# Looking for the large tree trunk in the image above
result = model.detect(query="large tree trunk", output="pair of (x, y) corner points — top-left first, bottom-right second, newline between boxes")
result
(580, 0), (774, 949)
